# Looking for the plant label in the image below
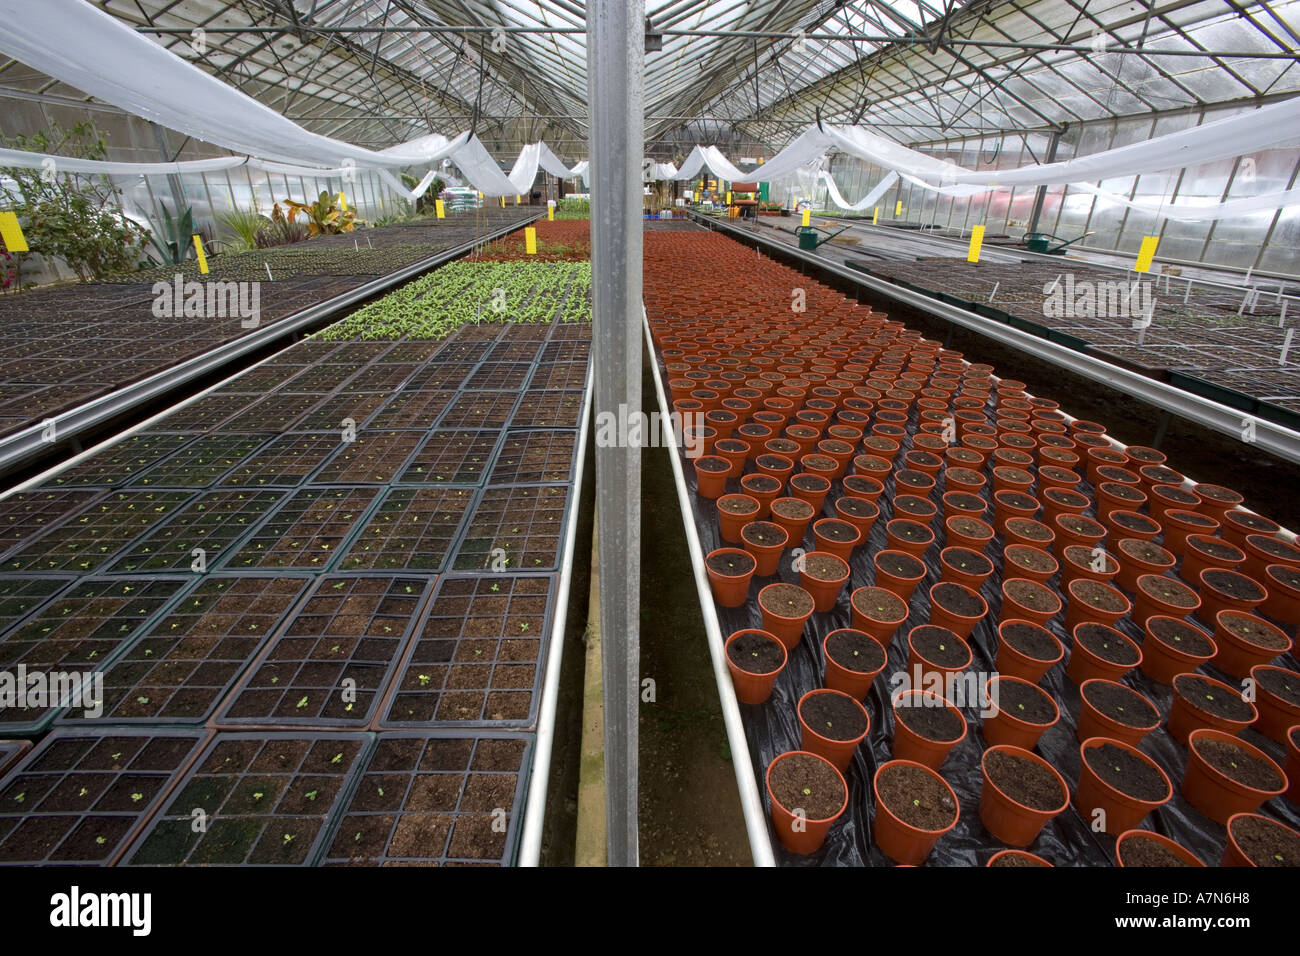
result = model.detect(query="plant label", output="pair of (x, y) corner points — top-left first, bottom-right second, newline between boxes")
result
(967, 224), (985, 263)
(1134, 236), (1159, 274)
(192, 235), (209, 275)
(0, 211), (29, 253)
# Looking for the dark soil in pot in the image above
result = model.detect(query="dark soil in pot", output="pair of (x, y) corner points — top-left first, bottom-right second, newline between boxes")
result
(1120, 539), (1171, 565)
(990, 851), (1050, 867)
(909, 450), (942, 470)
(697, 457), (730, 473)
(1123, 835), (1196, 867)
(852, 587), (906, 623)
(1007, 547), (1056, 575)
(804, 454), (837, 472)
(996, 679), (1056, 724)
(728, 632), (784, 673)
(1192, 737), (1284, 790)
(999, 491), (1037, 512)
(947, 468), (983, 488)
(745, 474), (782, 494)
(933, 582), (984, 616)
(894, 497), (935, 520)
(879, 551), (925, 579)
(1045, 488), (1090, 510)
(1203, 569), (1265, 602)
(1148, 616), (1213, 655)
(946, 491), (986, 513)
(911, 625), (968, 668)
(1267, 565), (1300, 593)
(984, 748), (1064, 811)
(1139, 577), (1200, 610)
(1083, 681), (1158, 728)
(1100, 482), (1145, 504)
(1250, 535), (1300, 563)
(1255, 667), (1300, 705)
(706, 551), (755, 576)
(1141, 465), (1183, 486)
(948, 516), (990, 539)
(771, 498), (814, 520)
(1084, 743), (1168, 801)
(826, 630), (887, 674)
(1059, 515), (1105, 536)
(1076, 624), (1140, 664)
(895, 701), (964, 742)
(1006, 518), (1052, 543)
(719, 496), (758, 515)
(1005, 579), (1058, 612)
(1173, 675), (1254, 722)
(742, 521), (785, 548)
(1112, 512), (1159, 535)
(818, 519), (858, 542)
(890, 519), (931, 544)
(1073, 579), (1129, 612)
(1002, 622), (1059, 661)
(758, 452), (794, 470)
(877, 763), (958, 830)
(895, 470), (933, 491)
(768, 752), (845, 820)
(759, 583), (814, 618)
(801, 692), (869, 741)
(1229, 815), (1300, 867)
(1157, 486), (1201, 507)
(1196, 484), (1242, 504)
(947, 547), (992, 577)
(838, 497), (878, 522)
(1190, 537), (1244, 562)
(803, 552), (847, 581)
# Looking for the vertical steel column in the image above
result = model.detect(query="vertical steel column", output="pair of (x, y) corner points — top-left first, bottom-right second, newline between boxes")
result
(588, 0), (644, 867)
(1025, 129), (1061, 236)
(149, 122), (187, 219)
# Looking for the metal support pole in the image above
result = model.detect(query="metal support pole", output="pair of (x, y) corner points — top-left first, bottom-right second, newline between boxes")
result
(589, 0), (643, 867)
(149, 122), (187, 219)
(1025, 129), (1061, 236)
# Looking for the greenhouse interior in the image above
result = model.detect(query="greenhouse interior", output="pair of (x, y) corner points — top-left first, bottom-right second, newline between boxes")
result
(0, 0), (1298, 891)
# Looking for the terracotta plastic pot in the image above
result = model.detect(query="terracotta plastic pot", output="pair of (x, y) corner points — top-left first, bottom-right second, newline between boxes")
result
(714, 437), (749, 477)
(1179, 534), (1246, 588)
(1162, 508), (1219, 561)
(724, 629), (787, 705)
(768, 496), (815, 547)
(1064, 578), (1131, 632)
(1077, 679), (1160, 747)
(927, 581), (988, 640)
(1003, 518), (1055, 553)
(1166, 672), (1257, 745)
(740, 473), (783, 519)
(798, 689), (871, 771)
(705, 547), (755, 608)
(1103, 509), (1161, 544)
(886, 518), (934, 558)
(754, 580), (811, 647)
(1212, 610), (1288, 678)
(1060, 544), (1118, 588)
(1075, 737), (1172, 834)
(754, 452), (795, 487)
(789, 473), (831, 512)
(1067, 623), (1141, 685)
(939, 546), (994, 591)
(1095, 481), (1148, 520)
(871, 760), (960, 866)
(1287, 727), (1300, 806)
(1181, 728), (1287, 824)
(1053, 513), (1106, 554)
(983, 676), (1060, 750)
(996, 620), (1064, 684)
(1196, 567), (1267, 625)
(1132, 574), (1200, 630)
(1262, 564), (1300, 627)
(834, 495), (880, 540)
(1115, 830), (1204, 867)
(874, 550), (927, 603)
(979, 745), (1069, 847)
(1114, 538), (1175, 593)
(813, 518), (862, 563)
(849, 585), (910, 646)
(741, 520), (789, 577)
(1001, 578), (1062, 628)
(890, 690), (967, 769)
(799, 551), (851, 613)
(1248, 665), (1300, 744)
(1221, 813), (1300, 866)
(716, 493), (760, 544)
(1221, 510), (1281, 550)
(823, 628), (889, 699)
(987, 849), (1052, 867)
(945, 515), (995, 554)
(693, 455), (731, 498)
(1004, 544), (1058, 585)
(1242, 532), (1300, 583)
(1139, 614), (1216, 684)
(1193, 483), (1244, 524)
(766, 751), (849, 854)
(907, 625), (972, 679)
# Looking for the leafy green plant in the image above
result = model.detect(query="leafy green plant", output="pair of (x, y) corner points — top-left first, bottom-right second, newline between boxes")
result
(554, 196), (590, 220)
(216, 205), (270, 254)
(255, 202), (309, 248)
(143, 203), (197, 266)
(400, 173), (445, 216)
(282, 190), (359, 236)
(0, 121), (149, 281)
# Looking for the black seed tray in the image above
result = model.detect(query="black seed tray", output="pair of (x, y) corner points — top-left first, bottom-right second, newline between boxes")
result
(312, 429), (427, 485)
(218, 486), (381, 572)
(336, 487), (476, 572)
(397, 429), (503, 486)
(489, 429), (578, 485)
(44, 433), (199, 489)
(450, 485), (570, 571)
(106, 489), (288, 573)
(217, 433), (346, 488)
(0, 489), (104, 554)
(126, 435), (269, 488)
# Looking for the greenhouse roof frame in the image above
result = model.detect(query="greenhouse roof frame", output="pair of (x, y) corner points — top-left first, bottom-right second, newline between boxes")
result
(0, 0), (1296, 161)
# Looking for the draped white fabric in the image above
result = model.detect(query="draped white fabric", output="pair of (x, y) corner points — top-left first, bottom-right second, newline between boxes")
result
(821, 171), (899, 211)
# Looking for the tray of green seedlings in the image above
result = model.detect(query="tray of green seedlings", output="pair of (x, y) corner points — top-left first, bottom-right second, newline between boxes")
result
(217, 486), (381, 572)
(335, 487), (476, 573)
(106, 489), (291, 573)
(0, 489), (105, 552)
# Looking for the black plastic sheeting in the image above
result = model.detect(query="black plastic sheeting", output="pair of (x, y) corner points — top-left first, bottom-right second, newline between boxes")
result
(666, 361), (1300, 867)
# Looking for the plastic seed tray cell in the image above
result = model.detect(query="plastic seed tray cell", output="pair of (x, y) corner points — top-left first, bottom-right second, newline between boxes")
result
(337, 487), (476, 572)
(43, 433), (199, 488)
(511, 389), (585, 428)
(398, 429), (502, 486)
(337, 363), (419, 393)
(485, 339), (543, 363)
(281, 362), (364, 393)
(382, 574), (553, 728)
(126, 435), (268, 488)
(220, 486), (380, 571)
(289, 391), (390, 432)
(363, 389), (457, 430)
(0, 729), (208, 865)
(322, 733), (531, 866)
(217, 433), (345, 488)
(123, 733), (371, 866)
(490, 430), (578, 485)
(0, 577), (193, 731)
(451, 485), (570, 571)
(58, 575), (314, 726)
(403, 361), (481, 392)
(218, 363), (311, 393)
(219, 394), (332, 435)
(0, 578), (74, 632)
(529, 361), (589, 390)
(539, 340), (591, 363)
(106, 489), (288, 573)
(147, 393), (260, 433)
(0, 489), (102, 553)
(217, 575), (434, 728)
(1, 490), (194, 574)
(313, 430), (426, 484)
(464, 362), (534, 391)
(438, 391), (521, 429)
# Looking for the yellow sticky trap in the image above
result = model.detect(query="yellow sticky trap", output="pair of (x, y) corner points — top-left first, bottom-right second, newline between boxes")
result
(0, 211), (28, 252)
(895, 201), (903, 216)
(801, 208), (811, 227)
(967, 225), (985, 263)
(192, 235), (209, 275)
(435, 199), (445, 219)
(1134, 236), (1160, 273)
(500, 196), (506, 208)
(338, 191), (347, 212)
(525, 227), (537, 255)
(515, 195), (521, 205)
(872, 207), (879, 225)
(725, 191), (732, 205)
(547, 204), (554, 222)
